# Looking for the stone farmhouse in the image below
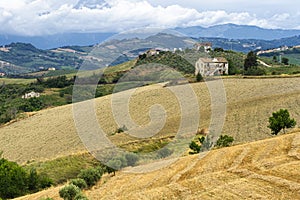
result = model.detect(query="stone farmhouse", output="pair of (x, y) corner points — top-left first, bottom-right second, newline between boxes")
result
(195, 57), (229, 76)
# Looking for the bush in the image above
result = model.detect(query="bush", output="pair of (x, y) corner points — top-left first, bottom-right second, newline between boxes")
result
(157, 148), (173, 158)
(244, 67), (266, 76)
(59, 184), (81, 200)
(77, 168), (102, 187)
(216, 135), (234, 147)
(189, 141), (201, 154)
(124, 153), (139, 166)
(69, 179), (87, 190)
(74, 193), (89, 200)
(38, 173), (53, 189)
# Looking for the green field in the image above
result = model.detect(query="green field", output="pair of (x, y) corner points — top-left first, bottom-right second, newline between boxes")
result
(0, 77), (35, 84)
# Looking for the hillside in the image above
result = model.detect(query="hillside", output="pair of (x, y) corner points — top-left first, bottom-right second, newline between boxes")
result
(0, 43), (87, 74)
(1, 77), (300, 164)
(15, 130), (300, 199)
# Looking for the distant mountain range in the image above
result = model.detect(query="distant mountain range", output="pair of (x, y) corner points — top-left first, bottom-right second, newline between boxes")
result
(1, 32), (300, 75)
(175, 24), (300, 40)
(1, 24), (300, 49)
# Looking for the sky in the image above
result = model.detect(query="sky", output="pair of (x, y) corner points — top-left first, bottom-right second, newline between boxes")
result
(0, 0), (299, 36)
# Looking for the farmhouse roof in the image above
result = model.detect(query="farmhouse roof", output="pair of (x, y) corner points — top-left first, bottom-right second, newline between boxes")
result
(198, 57), (228, 63)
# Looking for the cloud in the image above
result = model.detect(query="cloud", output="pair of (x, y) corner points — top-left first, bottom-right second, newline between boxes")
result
(0, 0), (299, 36)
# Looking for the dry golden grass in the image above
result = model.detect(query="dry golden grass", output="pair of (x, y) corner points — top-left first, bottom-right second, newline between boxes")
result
(1, 77), (300, 164)
(16, 130), (300, 199)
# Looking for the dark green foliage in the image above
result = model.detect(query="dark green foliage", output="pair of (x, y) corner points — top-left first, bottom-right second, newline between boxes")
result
(36, 76), (74, 88)
(216, 135), (234, 147)
(19, 97), (44, 112)
(38, 173), (53, 189)
(189, 141), (201, 154)
(135, 51), (194, 74)
(0, 159), (52, 199)
(244, 66), (266, 76)
(116, 125), (128, 133)
(77, 168), (102, 188)
(214, 48), (224, 52)
(244, 51), (258, 71)
(104, 166), (116, 176)
(157, 147), (173, 158)
(268, 109), (296, 135)
(69, 179), (87, 190)
(28, 168), (39, 192)
(74, 193), (89, 200)
(196, 73), (203, 82)
(0, 158), (28, 199)
(59, 184), (81, 200)
(281, 57), (289, 65)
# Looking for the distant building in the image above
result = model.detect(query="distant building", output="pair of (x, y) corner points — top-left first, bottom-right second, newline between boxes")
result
(194, 42), (212, 52)
(22, 91), (40, 99)
(195, 57), (228, 76)
(48, 67), (56, 71)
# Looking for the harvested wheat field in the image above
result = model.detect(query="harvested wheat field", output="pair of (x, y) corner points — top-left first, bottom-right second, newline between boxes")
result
(0, 77), (300, 164)
(16, 130), (300, 199)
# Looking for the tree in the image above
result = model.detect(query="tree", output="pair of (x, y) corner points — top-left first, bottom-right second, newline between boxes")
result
(281, 57), (289, 65)
(268, 109), (296, 135)
(244, 51), (258, 71)
(196, 72), (203, 82)
(0, 158), (28, 199)
(216, 135), (234, 147)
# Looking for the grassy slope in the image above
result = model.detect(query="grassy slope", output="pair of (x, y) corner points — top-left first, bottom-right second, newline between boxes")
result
(1, 77), (300, 165)
(0, 77), (35, 84)
(16, 130), (300, 199)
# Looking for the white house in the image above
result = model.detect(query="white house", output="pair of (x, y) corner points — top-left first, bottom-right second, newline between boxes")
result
(195, 57), (229, 76)
(22, 91), (40, 99)
(48, 67), (56, 71)
(194, 42), (212, 53)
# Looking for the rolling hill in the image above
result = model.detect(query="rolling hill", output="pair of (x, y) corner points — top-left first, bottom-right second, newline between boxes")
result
(1, 77), (300, 164)
(15, 129), (300, 199)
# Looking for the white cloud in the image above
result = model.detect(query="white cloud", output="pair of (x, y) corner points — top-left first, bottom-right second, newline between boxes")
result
(0, 0), (299, 36)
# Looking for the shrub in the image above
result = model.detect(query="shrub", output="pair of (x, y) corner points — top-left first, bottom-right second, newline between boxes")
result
(124, 153), (139, 166)
(216, 135), (234, 147)
(157, 147), (173, 158)
(74, 193), (89, 200)
(38, 173), (53, 189)
(59, 184), (81, 200)
(69, 178), (87, 190)
(77, 168), (102, 187)
(189, 141), (201, 154)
